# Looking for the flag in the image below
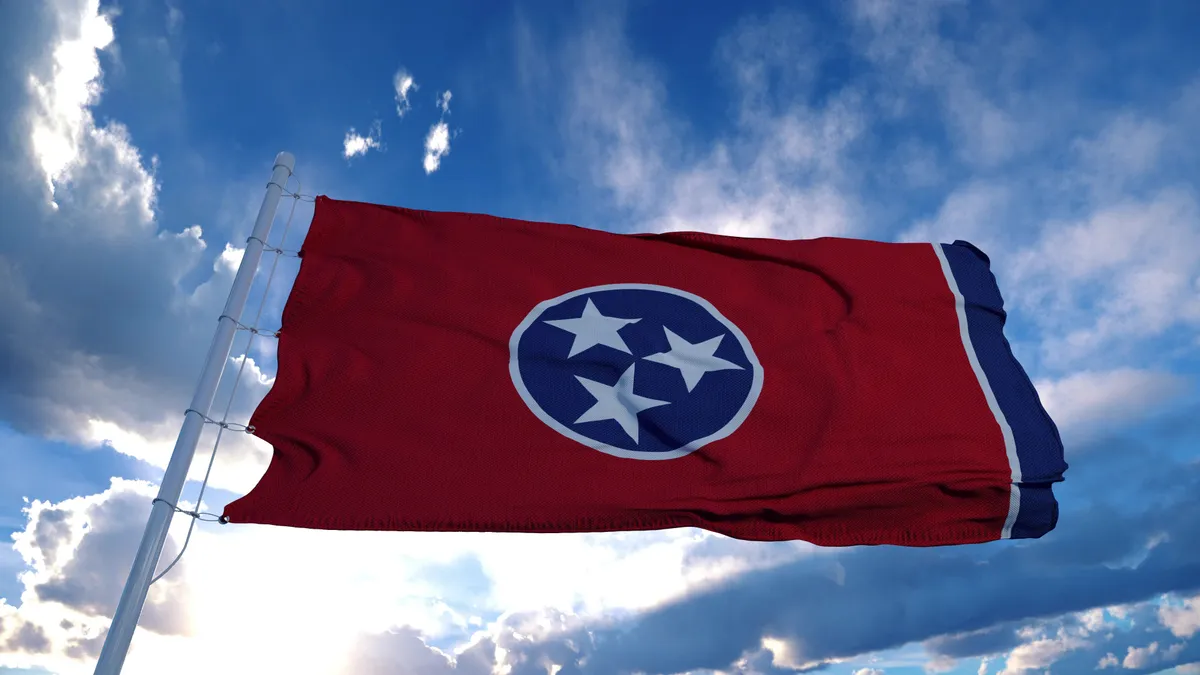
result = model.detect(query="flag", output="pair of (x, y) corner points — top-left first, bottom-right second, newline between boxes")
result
(222, 196), (1066, 546)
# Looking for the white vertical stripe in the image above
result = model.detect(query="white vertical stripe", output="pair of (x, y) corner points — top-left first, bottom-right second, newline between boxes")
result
(930, 244), (1022, 539)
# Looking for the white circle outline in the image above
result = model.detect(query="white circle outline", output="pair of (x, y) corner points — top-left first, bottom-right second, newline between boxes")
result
(508, 283), (764, 460)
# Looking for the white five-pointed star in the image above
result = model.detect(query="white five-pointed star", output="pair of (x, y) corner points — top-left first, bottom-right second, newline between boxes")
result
(573, 364), (669, 443)
(643, 326), (743, 392)
(543, 298), (640, 357)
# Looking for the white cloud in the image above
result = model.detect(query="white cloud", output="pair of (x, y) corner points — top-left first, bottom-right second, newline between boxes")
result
(998, 629), (1087, 674)
(0, 1), (195, 441)
(898, 181), (1010, 248)
(1122, 642), (1157, 669)
(343, 120), (383, 159)
(924, 654), (956, 673)
(80, 350), (278, 495)
(1118, 640), (1184, 669)
(423, 121), (451, 174)
(1159, 594), (1200, 639)
(422, 90), (455, 173)
(1009, 187), (1200, 366)
(1033, 369), (1189, 445)
(0, 479), (193, 674)
(853, 668), (885, 675)
(850, 0), (1026, 168)
(394, 67), (417, 117)
(1078, 608), (1109, 633)
(1072, 113), (1167, 194)
(554, 10), (863, 239)
(25, 0), (118, 206)
(0, 485), (740, 674)
(216, 242), (243, 271)
(0, 0), (308, 497)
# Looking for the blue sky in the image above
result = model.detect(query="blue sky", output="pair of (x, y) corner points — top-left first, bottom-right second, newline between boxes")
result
(0, 0), (1198, 673)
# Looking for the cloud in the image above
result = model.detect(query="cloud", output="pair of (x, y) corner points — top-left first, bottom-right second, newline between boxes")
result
(1159, 594), (1200, 639)
(0, 0), (310, 495)
(986, 610), (1200, 674)
(898, 181), (1011, 248)
(1008, 186), (1200, 367)
(489, 424), (1200, 675)
(0, 474), (764, 675)
(424, 121), (452, 174)
(394, 67), (417, 117)
(0, 479), (192, 673)
(1079, 636), (1192, 673)
(423, 89), (455, 174)
(343, 120), (383, 159)
(340, 626), (495, 675)
(849, 0), (1033, 169)
(3, 3), (1199, 674)
(924, 624), (1022, 661)
(16, 481), (193, 637)
(535, 0), (1200, 389)
(1121, 641), (1163, 669)
(165, 3), (183, 37)
(6, 621), (51, 653)
(23, 0), (121, 207)
(1033, 369), (1190, 445)
(996, 628), (1087, 674)
(541, 8), (864, 239)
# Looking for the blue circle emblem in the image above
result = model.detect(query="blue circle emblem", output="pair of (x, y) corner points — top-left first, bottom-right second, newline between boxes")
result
(509, 283), (763, 460)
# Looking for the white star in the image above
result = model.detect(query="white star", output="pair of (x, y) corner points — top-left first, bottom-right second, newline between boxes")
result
(643, 327), (743, 392)
(573, 364), (669, 443)
(544, 297), (640, 358)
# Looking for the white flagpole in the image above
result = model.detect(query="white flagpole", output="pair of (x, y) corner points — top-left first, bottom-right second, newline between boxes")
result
(93, 152), (296, 675)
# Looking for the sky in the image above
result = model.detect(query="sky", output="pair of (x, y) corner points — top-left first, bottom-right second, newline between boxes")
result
(0, 0), (1198, 673)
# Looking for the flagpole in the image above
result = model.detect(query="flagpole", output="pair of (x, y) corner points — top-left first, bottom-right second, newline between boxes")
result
(93, 152), (296, 675)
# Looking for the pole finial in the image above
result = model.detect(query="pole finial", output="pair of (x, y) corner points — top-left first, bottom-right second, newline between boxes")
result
(274, 152), (296, 173)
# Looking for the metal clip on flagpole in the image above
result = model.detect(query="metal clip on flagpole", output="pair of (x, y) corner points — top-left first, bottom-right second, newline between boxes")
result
(92, 152), (296, 675)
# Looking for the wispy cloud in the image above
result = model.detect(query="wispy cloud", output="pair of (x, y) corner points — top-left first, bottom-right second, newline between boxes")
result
(342, 120), (383, 159)
(424, 90), (455, 174)
(393, 67), (417, 117)
(1033, 369), (1189, 446)
(423, 122), (451, 174)
(534, 9), (863, 239)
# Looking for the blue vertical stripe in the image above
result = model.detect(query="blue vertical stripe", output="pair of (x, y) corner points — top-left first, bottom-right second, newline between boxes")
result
(940, 241), (1067, 539)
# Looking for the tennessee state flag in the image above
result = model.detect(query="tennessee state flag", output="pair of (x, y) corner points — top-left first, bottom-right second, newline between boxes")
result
(222, 196), (1066, 546)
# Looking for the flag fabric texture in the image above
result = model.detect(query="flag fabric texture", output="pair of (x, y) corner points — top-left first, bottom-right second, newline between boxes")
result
(223, 196), (1066, 547)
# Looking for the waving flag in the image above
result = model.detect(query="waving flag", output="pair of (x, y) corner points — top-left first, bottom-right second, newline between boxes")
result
(222, 197), (1066, 546)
